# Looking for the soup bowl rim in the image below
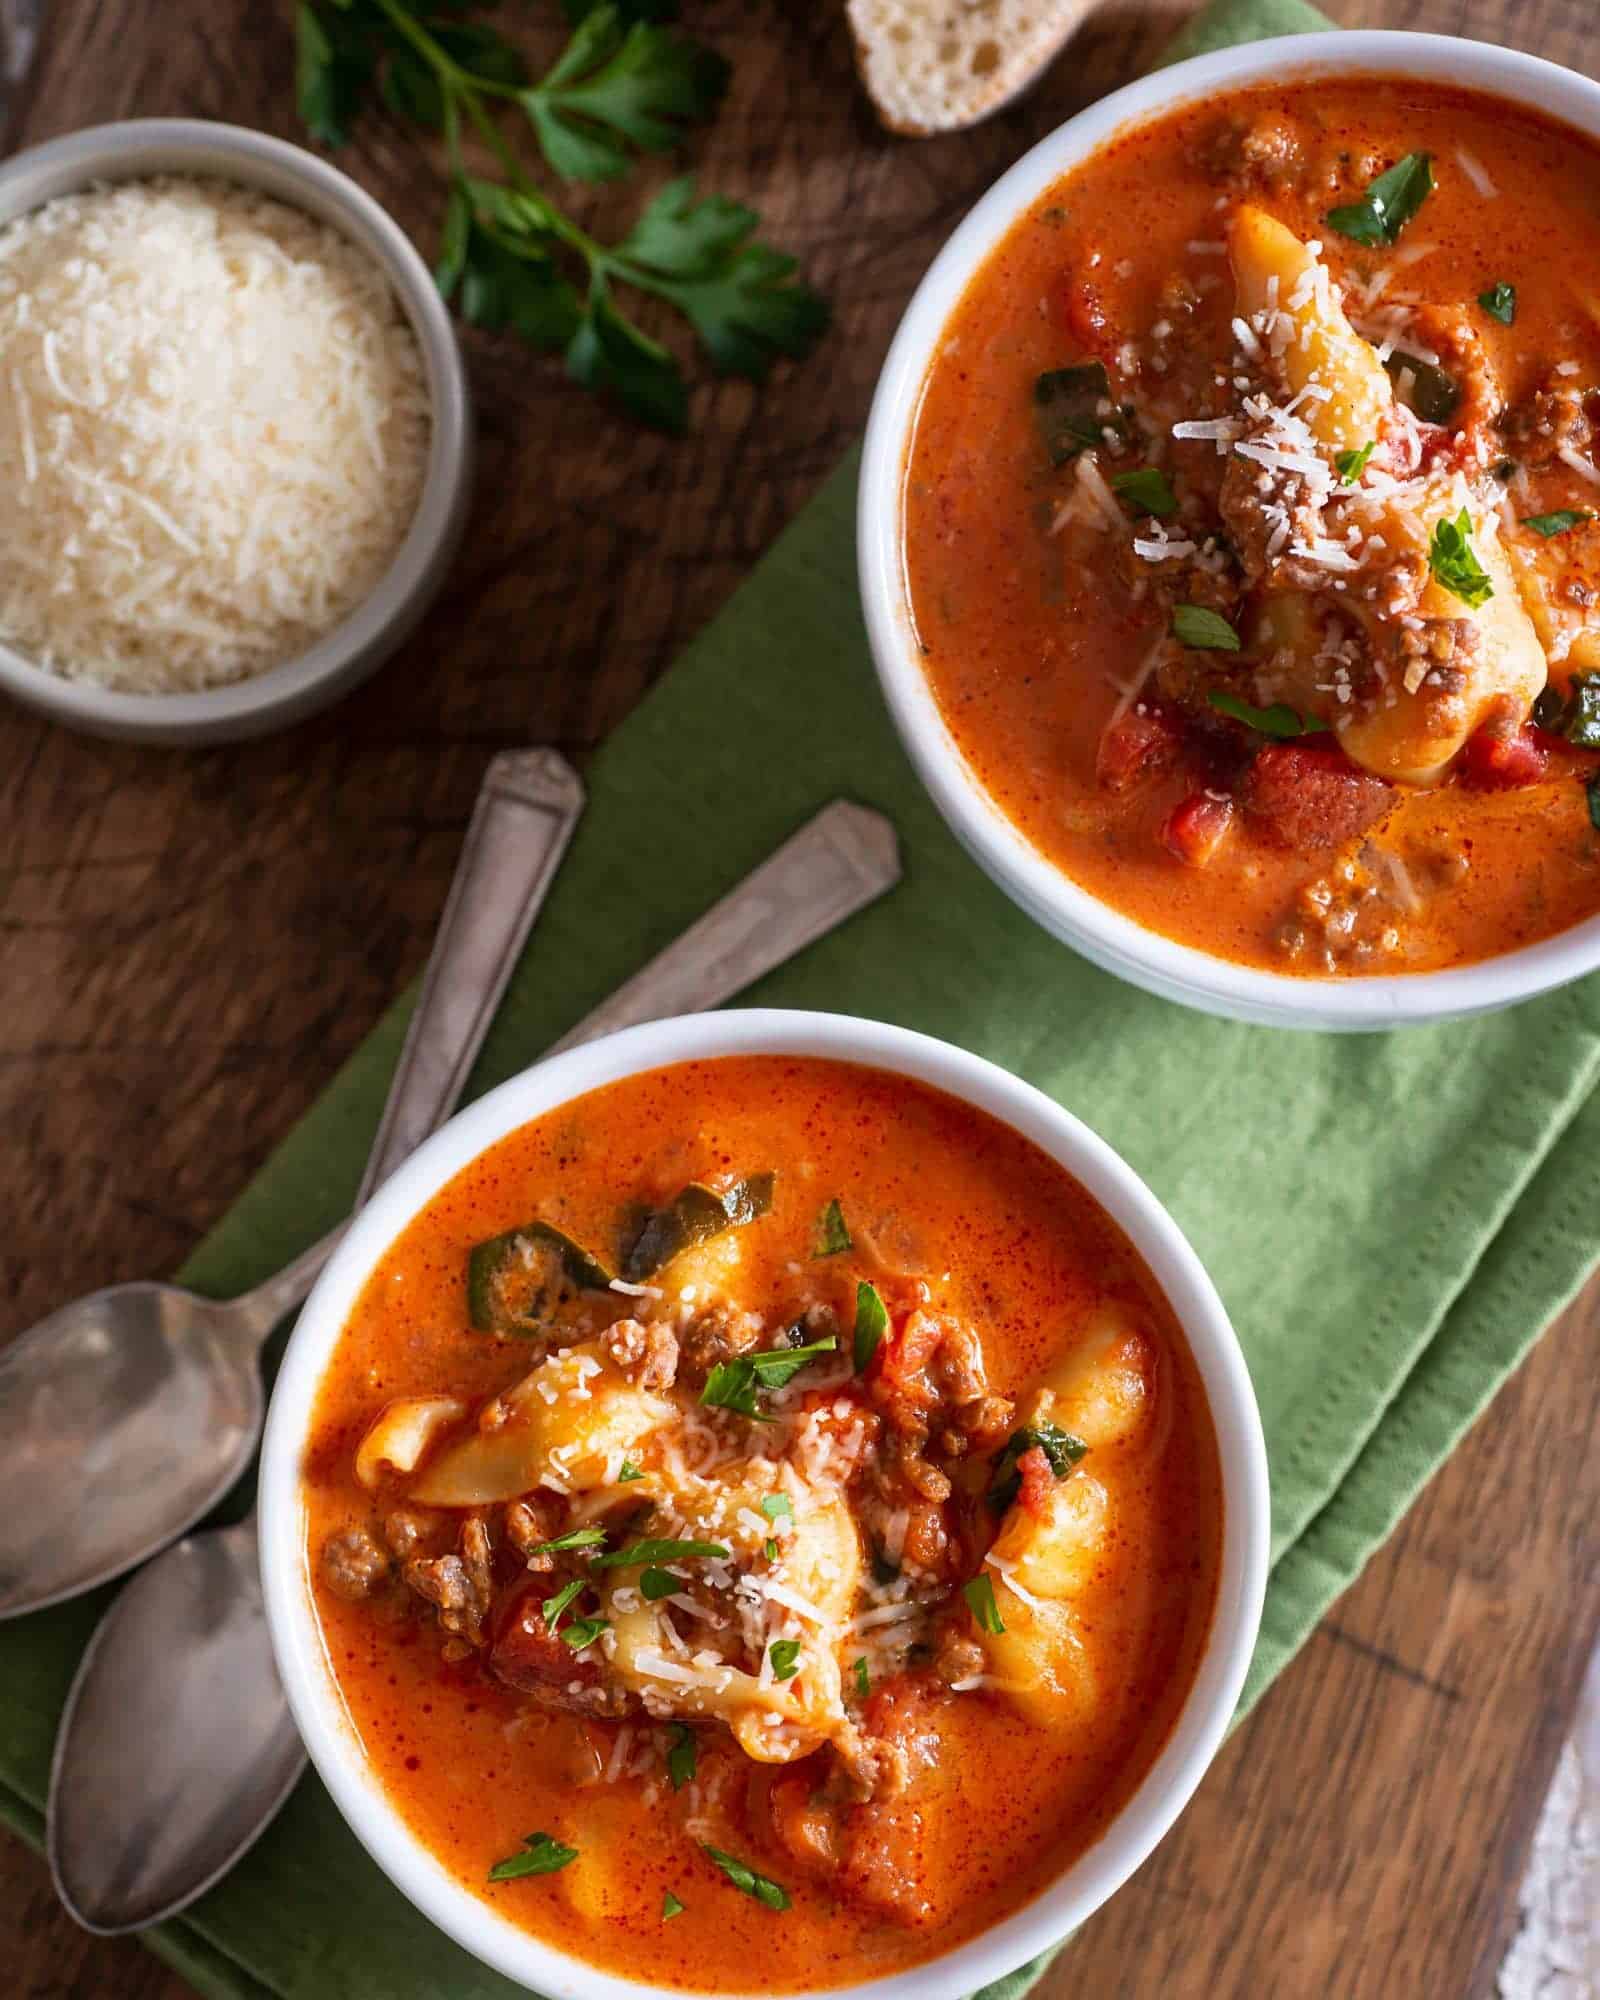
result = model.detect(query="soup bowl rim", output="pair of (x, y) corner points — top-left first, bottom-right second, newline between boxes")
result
(857, 29), (1600, 1031)
(259, 1006), (1269, 2000)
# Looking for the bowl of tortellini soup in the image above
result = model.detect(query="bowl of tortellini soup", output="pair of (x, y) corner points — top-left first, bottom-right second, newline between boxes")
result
(259, 1009), (1268, 2000)
(860, 33), (1600, 1029)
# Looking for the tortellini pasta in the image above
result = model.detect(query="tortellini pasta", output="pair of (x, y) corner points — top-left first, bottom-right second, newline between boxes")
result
(354, 1396), (467, 1491)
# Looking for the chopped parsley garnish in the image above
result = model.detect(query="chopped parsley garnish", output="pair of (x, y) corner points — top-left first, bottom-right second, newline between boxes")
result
(988, 1422), (1090, 1510)
(1383, 349), (1460, 426)
(524, 1526), (609, 1559)
(702, 1844), (791, 1911)
(1110, 466), (1179, 519)
(814, 1198), (852, 1257)
(1335, 440), (1377, 484)
(701, 1337), (837, 1420)
(769, 1638), (802, 1681)
(559, 1616), (610, 1651)
(662, 1890), (686, 1921)
(1326, 151), (1433, 247)
(853, 1655), (870, 1699)
(760, 1493), (794, 1522)
(1477, 281), (1516, 325)
(1522, 510), (1592, 538)
(963, 1573), (1006, 1637)
(1207, 690), (1318, 738)
(1534, 674), (1600, 749)
(618, 1461), (644, 1482)
(666, 1724), (697, 1790)
(640, 1566), (679, 1601)
(1428, 508), (1494, 609)
(591, 1537), (730, 1569)
(764, 1538), (779, 1561)
(1033, 361), (1126, 466)
(1172, 604), (1241, 652)
(488, 1831), (578, 1881)
(542, 1577), (586, 1630)
(852, 1281), (888, 1372)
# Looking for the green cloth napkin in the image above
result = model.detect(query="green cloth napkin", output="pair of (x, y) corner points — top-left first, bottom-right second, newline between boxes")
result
(7, 4), (1599, 1998)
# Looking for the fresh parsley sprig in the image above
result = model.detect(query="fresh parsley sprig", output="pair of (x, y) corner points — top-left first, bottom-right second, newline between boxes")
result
(294, 1), (828, 430)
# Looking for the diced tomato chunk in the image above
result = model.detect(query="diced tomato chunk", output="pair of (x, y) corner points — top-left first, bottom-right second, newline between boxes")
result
(1096, 703), (1182, 794)
(1458, 722), (1549, 791)
(1054, 271), (1116, 356)
(1240, 743), (1393, 850)
(1159, 791), (1235, 867)
(1015, 1444), (1054, 1519)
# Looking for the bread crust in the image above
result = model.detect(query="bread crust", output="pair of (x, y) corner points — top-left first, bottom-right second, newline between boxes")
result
(845, 1), (1090, 137)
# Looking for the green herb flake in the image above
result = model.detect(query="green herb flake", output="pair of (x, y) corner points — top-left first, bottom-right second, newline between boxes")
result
(702, 1845), (791, 1912)
(760, 1493), (794, 1522)
(488, 1831), (579, 1881)
(1522, 510), (1592, 539)
(769, 1638), (802, 1681)
(988, 1421), (1091, 1511)
(524, 1526), (609, 1560)
(1172, 605), (1241, 652)
(764, 1538), (779, 1561)
(559, 1616), (610, 1651)
(814, 1198), (852, 1258)
(963, 1574), (1006, 1637)
(1033, 361), (1125, 467)
(618, 1460), (645, 1482)
(666, 1723), (697, 1791)
(853, 1655), (870, 1699)
(662, 1890), (686, 1921)
(1335, 440), (1377, 485)
(1206, 690), (1318, 738)
(591, 1538), (730, 1570)
(852, 1281), (888, 1373)
(1326, 152), (1434, 248)
(701, 1337), (838, 1420)
(640, 1566), (679, 1601)
(1383, 350), (1460, 426)
(1477, 281), (1516, 325)
(1536, 673), (1600, 749)
(1588, 773), (1600, 833)
(542, 1577), (586, 1631)
(1428, 508), (1494, 609)
(1110, 467), (1179, 519)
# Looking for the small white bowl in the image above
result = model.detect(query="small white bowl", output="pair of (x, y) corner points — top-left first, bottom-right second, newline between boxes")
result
(859, 33), (1600, 1031)
(259, 1008), (1269, 2000)
(0, 119), (472, 745)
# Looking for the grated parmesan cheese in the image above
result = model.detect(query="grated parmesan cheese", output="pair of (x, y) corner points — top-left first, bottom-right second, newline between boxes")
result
(0, 177), (429, 691)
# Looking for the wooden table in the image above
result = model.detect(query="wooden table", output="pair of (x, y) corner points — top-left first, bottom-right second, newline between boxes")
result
(5, 1), (1598, 1993)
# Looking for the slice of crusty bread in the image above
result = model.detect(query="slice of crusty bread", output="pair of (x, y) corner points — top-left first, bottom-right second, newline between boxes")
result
(846, 0), (1093, 137)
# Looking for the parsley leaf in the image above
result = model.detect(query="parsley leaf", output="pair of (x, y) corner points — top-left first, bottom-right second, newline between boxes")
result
(761, 1494), (793, 1522)
(702, 1845), (791, 1911)
(1336, 440), (1377, 484)
(764, 1538), (779, 1560)
(618, 1460), (644, 1482)
(701, 1337), (837, 1420)
(294, 2), (376, 149)
(520, 7), (727, 184)
(1478, 281), (1516, 325)
(963, 1574), (1006, 1636)
(853, 1655), (870, 1699)
(852, 1281), (888, 1372)
(559, 1616), (610, 1651)
(1111, 467), (1179, 519)
(1172, 605), (1241, 652)
(1522, 510), (1592, 538)
(640, 1566), (679, 1601)
(1326, 152), (1434, 247)
(988, 1422), (1090, 1509)
(666, 1723), (697, 1790)
(524, 1527), (609, 1560)
(1533, 674), (1600, 749)
(1428, 508), (1494, 609)
(590, 1538), (730, 1569)
(769, 1638), (802, 1681)
(1206, 690), (1319, 738)
(489, 1831), (578, 1881)
(814, 1198), (852, 1258)
(543, 1577), (587, 1630)
(662, 1890), (686, 1920)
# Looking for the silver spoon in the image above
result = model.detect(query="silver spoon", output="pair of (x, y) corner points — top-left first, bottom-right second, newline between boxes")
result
(47, 798), (900, 1935)
(0, 749), (586, 1623)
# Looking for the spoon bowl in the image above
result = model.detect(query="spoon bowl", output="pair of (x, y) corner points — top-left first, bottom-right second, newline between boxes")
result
(48, 1516), (303, 1933)
(0, 1285), (263, 1619)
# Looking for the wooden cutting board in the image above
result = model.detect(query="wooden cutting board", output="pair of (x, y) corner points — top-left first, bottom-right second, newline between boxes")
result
(3, 2), (1597, 1997)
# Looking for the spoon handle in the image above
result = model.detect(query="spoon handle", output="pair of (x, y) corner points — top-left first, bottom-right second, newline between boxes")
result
(221, 751), (585, 1345)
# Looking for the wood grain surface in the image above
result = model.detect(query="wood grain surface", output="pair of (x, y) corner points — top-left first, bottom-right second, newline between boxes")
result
(5, 1), (1599, 1995)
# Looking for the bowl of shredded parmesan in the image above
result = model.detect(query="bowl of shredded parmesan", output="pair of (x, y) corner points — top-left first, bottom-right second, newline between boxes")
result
(0, 120), (471, 742)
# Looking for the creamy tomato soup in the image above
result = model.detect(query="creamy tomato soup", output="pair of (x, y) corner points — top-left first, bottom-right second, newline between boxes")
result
(301, 1055), (1222, 1990)
(904, 78), (1600, 975)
